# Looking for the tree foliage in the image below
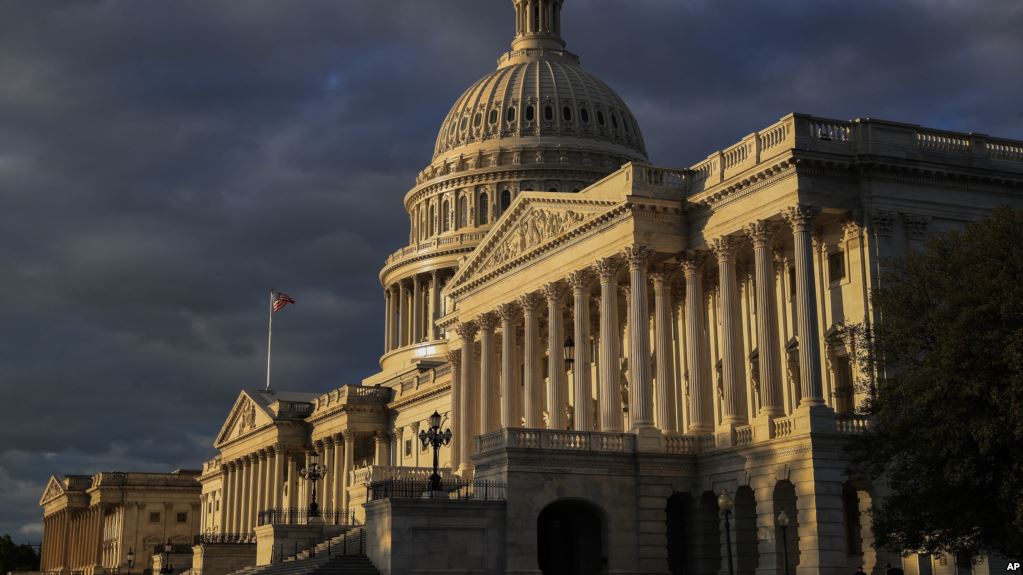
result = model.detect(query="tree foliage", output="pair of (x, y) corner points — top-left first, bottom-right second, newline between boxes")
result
(850, 207), (1023, 559)
(0, 534), (39, 574)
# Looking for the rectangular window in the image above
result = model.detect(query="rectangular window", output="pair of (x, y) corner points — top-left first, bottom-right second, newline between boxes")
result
(789, 267), (797, 298)
(176, 512), (187, 523)
(149, 512), (160, 523)
(828, 250), (846, 283)
(405, 439), (413, 457)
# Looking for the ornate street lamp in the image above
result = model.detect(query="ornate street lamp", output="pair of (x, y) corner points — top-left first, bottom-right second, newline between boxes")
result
(718, 489), (735, 575)
(418, 410), (452, 492)
(126, 548), (134, 575)
(564, 337), (575, 368)
(777, 509), (791, 575)
(159, 541), (173, 575)
(299, 450), (326, 519)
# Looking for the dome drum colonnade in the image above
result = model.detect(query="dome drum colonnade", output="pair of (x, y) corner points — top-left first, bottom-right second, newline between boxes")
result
(443, 203), (833, 474)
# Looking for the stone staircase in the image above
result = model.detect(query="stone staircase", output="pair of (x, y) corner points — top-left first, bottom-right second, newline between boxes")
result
(226, 528), (377, 575)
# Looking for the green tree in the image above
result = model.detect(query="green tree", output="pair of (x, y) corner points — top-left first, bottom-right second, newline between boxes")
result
(0, 534), (39, 574)
(850, 207), (1023, 559)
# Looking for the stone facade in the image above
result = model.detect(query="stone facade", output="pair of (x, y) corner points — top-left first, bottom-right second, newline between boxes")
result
(49, 1), (1023, 574)
(38, 471), (201, 575)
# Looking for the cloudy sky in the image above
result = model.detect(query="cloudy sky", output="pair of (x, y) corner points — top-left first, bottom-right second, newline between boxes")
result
(2, 0), (1021, 540)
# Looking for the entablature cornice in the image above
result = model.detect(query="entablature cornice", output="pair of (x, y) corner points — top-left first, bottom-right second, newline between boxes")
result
(388, 379), (451, 411)
(380, 245), (475, 285)
(405, 164), (614, 208)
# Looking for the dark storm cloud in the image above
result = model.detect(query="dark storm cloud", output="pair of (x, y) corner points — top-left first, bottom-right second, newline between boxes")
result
(1, 0), (1021, 539)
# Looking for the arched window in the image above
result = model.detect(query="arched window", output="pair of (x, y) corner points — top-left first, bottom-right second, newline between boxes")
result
(507, 107), (516, 122)
(501, 190), (512, 212)
(526, 105), (535, 122)
(580, 108), (590, 124)
(473, 113), (482, 128)
(544, 105), (554, 121)
(597, 111), (606, 126)
(563, 106), (572, 122)
(442, 199), (451, 232)
(458, 195), (468, 228)
(488, 109), (498, 124)
(479, 192), (489, 225)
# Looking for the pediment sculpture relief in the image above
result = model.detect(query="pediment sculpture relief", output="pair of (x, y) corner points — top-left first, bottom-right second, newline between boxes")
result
(236, 403), (256, 436)
(43, 479), (63, 501)
(477, 208), (589, 275)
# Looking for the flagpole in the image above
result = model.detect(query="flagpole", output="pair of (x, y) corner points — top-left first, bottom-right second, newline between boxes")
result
(265, 289), (274, 391)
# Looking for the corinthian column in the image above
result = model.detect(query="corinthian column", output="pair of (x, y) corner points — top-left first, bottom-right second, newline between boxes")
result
(567, 271), (593, 431)
(412, 275), (423, 343)
(341, 431), (355, 510)
(624, 246), (654, 432)
(711, 236), (749, 426)
(681, 253), (713, 433)
(745, 220), (784, 416)
(456, 321), (478, 472)
(784, 205), (825, 406)
(430, 269), (441, 340)
(519, 292), (545, 428)
(543, 283), (568, 429)
(477, 312), (499, 434)
(446, 350), (462, 471)
(595, 258), (623, 431)
(497, 303), (520, 428)
(398, 281), (409, 347)
(383, 288), (391, 352)
(651, 267), (677, 432)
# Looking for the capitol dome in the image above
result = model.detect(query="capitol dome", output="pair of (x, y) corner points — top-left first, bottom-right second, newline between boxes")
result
(433, 50), (648, 162)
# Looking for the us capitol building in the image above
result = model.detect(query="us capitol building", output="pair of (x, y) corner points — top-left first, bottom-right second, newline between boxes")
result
(38, 1), (1023, 574)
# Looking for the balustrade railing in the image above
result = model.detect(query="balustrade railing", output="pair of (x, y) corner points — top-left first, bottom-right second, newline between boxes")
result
(735, 425), (753, 446)
(836, 415), (871, 434)
(193, 533), (255, 545)
(368, 478), (507, 502)
(664, 434), (701, 455)
(350, 465), (455, 486)
(256, 507), (357, 527)
(476, 428), (641, 455)
(772, 416), (795, 438)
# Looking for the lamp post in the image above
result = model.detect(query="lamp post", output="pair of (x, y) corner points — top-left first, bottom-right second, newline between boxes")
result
(777, 509), (791, 575)
(718, 489), (735, 575)
(299, 450), (326, 519)
(159, 541), (173, 575)
(564, 337), (575, 426)
(126, 548), (134, 575)
(418, 410), (452, 492)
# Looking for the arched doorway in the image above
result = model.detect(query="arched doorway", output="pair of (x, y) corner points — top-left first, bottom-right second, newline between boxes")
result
(666, 493), (696, 575)
(537, 499), (606, 575)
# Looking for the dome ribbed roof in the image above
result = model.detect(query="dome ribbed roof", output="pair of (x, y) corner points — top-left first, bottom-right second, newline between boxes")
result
(432, 51), (647, 162)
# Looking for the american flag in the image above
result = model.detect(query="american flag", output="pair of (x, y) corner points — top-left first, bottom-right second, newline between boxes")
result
(272, 291), (296, 312)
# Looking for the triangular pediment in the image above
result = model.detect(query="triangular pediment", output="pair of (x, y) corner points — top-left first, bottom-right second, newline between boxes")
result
(448, 192), (624, 295)
(213, 391), (276, 448)
(39, 475), (65, 506)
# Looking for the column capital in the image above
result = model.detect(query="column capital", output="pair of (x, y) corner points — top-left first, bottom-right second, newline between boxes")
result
(709, 235), (741, 262)
(446, 349), (462, 367)
(518, 291), (544, 313)
(541, 281), (567, 302)
(477, 311), (499, 331)
(744, 220), (778, 247)
(455, 321), (478, 339)
(593, 257), (620, 281)
(783, 204), (821, 232)
(649, 264), (674, 286)
(679, 251), (706, 276)
(622, 245), (652, 270)
(496, 302), (519, 321)
(567, 270), (594, 293)
(341, 429), (357, 443)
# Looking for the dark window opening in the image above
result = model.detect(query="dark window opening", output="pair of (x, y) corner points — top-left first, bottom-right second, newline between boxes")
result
(597, 111), (605, 126)
(789, 267), (797, 298)
(507, 107), (516, 122)
(501, 190), (512, 212)
(479, 193), (489, 224)
(544, 105), (554, 121)
(488, 109), (498, 124)
(611, 113), (619, 130)
(562, 106), (572, 122)
(177, 512), (187, 523)
(149, 512), (161, 523)
(526, 105), (535, 122)
(580, 108), (590, 124)
(459, 117), (468, 131)
(828, 251), (846, 283)
(473, 113), (482, 128)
